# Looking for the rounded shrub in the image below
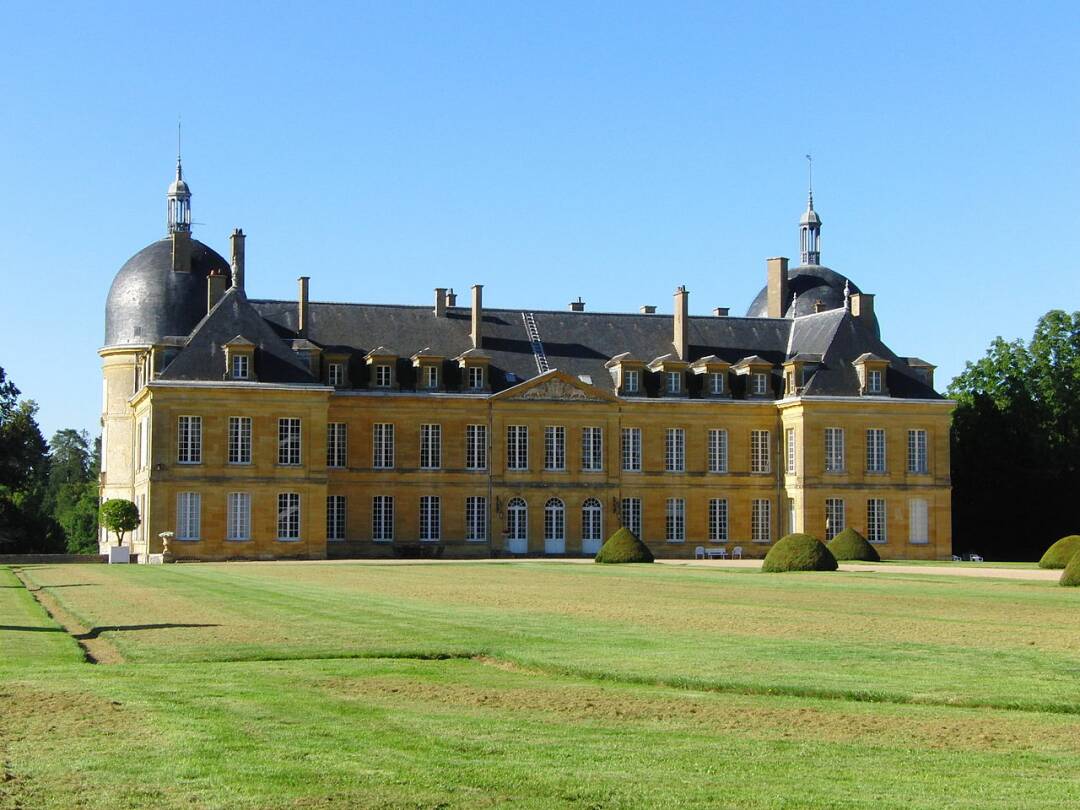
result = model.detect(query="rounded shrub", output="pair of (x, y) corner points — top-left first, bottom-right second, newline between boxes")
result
(762, 533), (838, 572)
(827, 527), (880, 562)
(594, 527), (654, 564)
(1061, 552), (1080, 587)
(1038, 535), (1080, 569)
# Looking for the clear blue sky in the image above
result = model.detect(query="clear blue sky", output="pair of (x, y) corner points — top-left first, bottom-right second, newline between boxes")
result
(2, 1), (1078, 440)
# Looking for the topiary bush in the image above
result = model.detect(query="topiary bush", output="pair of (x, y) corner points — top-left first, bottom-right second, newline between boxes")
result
(1061, 551), (1080, 587)
(827, 527), (880, 562)
(595, 527), (654, 564)
(762, 533), (837, 572)
(1038, 535), (1080, 569)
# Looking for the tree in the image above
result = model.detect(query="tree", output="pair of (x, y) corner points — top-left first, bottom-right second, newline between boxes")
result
(948, 310), (1080, 560)
(99, 499), (140, 547)
(44, 429), (100, 553)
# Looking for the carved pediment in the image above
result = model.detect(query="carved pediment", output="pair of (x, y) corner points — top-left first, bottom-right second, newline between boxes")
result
(516, 378), (604, 401)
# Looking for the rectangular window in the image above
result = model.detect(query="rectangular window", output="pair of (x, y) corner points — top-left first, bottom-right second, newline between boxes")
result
(825, 498), (845, 540)
(278, 418), (302, 466)
(373, 423), (394, 469)
(709, 372), (725, 395)
(468, 366), (484, 389)
(465, 496), (487, 542)
(177, 492), (201, 540)
(867, 498), (887, 544)
(328, 362), (344, 387)
(665, 428), (685, 472)
(424, 365), (439, 389)
(226, 492), (251, 541)
(866, 428), (886, 473)
(420, 424), (442, 470)
(908, 429), (928, 474)
(138, 415), (150, 470)
(507, 425), (528, 470)
(623, 369), (640, 393)
(327, 495), (346, 541)
(232, 354), (249, 379)
(665, 498), (685, 542)
(708, 499), (728, 542)
(581, 427), (603, 471)
(228, 416), (252, 465)
(327, 422), (347, 468)
(375, 364), (392, 387)
(752, 372), (769, 395)
(752, 499), (771, 543)
(466, 424), (488, 470)
(372, 495), (394, 541)
(867, 368), (883, 393)
(909, 498), (929, 544)
(707, 429), (728, 473)
(786, 427), (796, 474)
(750, 429), (771, 473)
(621, 428), (642, 472)
(420, 496), (441, 541)
(277, 492), (301, 541)
(825, 427), (845, 472)
(177, 415), (202, 464)
(621, 497), (642, 539)
(544, 426), (565, 471)
(666, 371), (681, 394)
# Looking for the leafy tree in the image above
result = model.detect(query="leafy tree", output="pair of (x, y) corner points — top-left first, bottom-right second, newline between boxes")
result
(949, 310), (1080, 560)
(99, 499), (140, 547)
(44, 429), (100, 553)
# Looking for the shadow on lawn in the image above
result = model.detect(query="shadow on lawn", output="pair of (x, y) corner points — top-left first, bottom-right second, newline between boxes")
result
(75, 623), (220, 640)
(0, 625), (65, 632)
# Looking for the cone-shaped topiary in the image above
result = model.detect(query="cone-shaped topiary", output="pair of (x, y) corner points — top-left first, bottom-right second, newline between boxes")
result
(595, 527), (654, 564)
(762, 533), (838, 572)
(1061, 551), (1080, 587)
(1039, 535), (1080, 569)
(827, 527), (880, 562)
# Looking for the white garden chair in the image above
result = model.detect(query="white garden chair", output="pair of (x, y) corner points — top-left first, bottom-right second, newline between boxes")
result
(695, 546), (706, 559)
(970, 553), (984, 562)
(732, 546), (743, 560)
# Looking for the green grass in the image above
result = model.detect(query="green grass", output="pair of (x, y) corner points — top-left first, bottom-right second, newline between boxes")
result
(2, 561), (1079, 808)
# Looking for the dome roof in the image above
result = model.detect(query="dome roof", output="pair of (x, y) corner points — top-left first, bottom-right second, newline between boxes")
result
(745, 264), (879, 333)
(168, 178), (191, 196)
(800, 207), (821, 226)
(103, 237), (230, 347)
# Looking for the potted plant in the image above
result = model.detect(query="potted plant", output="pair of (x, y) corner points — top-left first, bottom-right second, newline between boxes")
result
(99, 498), (140, 564)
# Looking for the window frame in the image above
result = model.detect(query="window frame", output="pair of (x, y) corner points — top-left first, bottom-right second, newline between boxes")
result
(372, 423), (395, 469)
(751, 498), (771, 543)
(621, 497), (642, 539)
(544, 426), (566, 471)
(276, 492), (301, 541)
(228, 416), (252, 465)
(465, 496), (487, 542)
(707, 428), (728, 474)
(419, 495), (441, 541)
(621, 427), (642, 472)
(825, 497), (845, 540)
(581, 426), (603, 472)
(665, 497), (685, 543)
(750, 429), (771, 474)
(177, 415), (202, 465)
(326, 494), (346, 541)
(277, 418), (302, 466)
(824, 427), (845, 473)
(708, 498), (728, 542)
(327, 422), (347, 469)
(372, 495), (394, 542)
(908, 429), (929, 474)
(466, 424), (488, 471)
(867, 498), (887, 544)
(866, 428), (886, 473)
(665, 427), (686, 473)
(176, 491), (201, 541)
(420, 423), (442, 470)
(226, 491), (251, 541)
(506, 425), (528, 471)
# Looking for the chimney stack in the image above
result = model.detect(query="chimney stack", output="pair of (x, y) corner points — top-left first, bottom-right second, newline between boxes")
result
(569, 297), (585, 312)
(850, 292), (875, 321)
(230, 228), (246, 289)
(673, 286), (689, 360)
(470, 284), (483, 349)
(767, 257), (790, 319)
(814, 300), (827, 313)
(446, 288), (457, 307)
(713, 307), (729, 317)
(207, 269), (228, 313)
(434, 288), (447, 318)
(298, 276), (310, 337)
(171, 230), (192, 273)
(640, 305), (657, 314)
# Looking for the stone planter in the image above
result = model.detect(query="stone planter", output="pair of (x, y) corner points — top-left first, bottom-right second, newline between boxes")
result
(107, 546), (130, 565)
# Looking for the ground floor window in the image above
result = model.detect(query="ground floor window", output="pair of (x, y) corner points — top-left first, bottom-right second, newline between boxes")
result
(327, 495), (346, 541)
(708, 498), (728, 542)
(867, 499), (887, 544)
(582, 498), (602, 543)
(544, 498), (565, 541)
(909, 498), (929, 544)
(177, 492), (201, 541)
(227, 492), (251, 541)
(825, 498), (845, 540)
(420, 496), (440, 541)
(665, 498), (685, 543)
(751, 499), (771, 543)
(277, 493), (300, 541)
(372, 495), (393, 541)
(621, 498), (642, 539)
(465, 496), (487, 542)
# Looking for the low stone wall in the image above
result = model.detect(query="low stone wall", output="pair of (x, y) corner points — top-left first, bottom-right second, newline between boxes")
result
(0, 554), (105, 565)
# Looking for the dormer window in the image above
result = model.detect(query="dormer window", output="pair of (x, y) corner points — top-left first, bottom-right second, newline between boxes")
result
(223, 336), (257, 382)
(752, 373), (768, 395)
(732, 355), (774, 399)
(867, 369), (883, 393)
(666, 372), (681, 394)
(690, 355), (731, 399)
(375, 365), (392, 388)
(647, 354), (689, 398)
(624, 369), (640, 393)
(424, 365), (439, 389)
(468, 366), (484, 390)
(328, 362), (344, 387)
(709, 372), (725, 395)
(454, 348), (491, 392)
(232, 354), (249, 379)
(853, 353), (890, 397)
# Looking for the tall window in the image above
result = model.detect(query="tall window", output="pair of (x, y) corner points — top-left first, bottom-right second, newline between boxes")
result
(825, 498), (845, 540)
(708, 498), (728, 542)
(665, 428), (685, 472)
(277, 492), (300, 540)
(507, 425), (528, 470)
(423, 365), (439, 389)
(751, 499), (771, 543)
(908, 429), (928, 473)
(623, 369), (640, 394)
(582, 498), (602, 545)
(328, 362), (344, 387)
(226, 492), (250, 541)
(622, 428), (642, 472)
(467, 366), (484, 390)
(177, 416), (202, 464)
(867, 499), (887, 544)
(665, 498), (685, 542)
(177, 492), (201, 540)
(786, 427), (796, 474)
(138, 415), (150, 470)
(867, 369), (883, 393)
(327, 495), (346, 541)
(506, 497), (527, 546)
(374, 364), (392, 387)
(327, 423), (347, 468)
(278, 418), (302, 466)
(228, 417), (252, 465)
(752, 373), (769, 396)
(420, 424), (441, 470)
(232, 354), (249, 379)
(866, 428), (886, 473)
(544, 426), (566, 471)
(372, 495), (393, 541)
(466, 424), (487, 470)
(465, 496), (487, 542)
(824, 427), (845, 472)
(666, 371), (681, 394)
(709, 372), (725, 395)
(544, 498), (565, 543)
(581, 427), (603, 471)
(750, 429), (771, 473)
(420, 496), (440, 541)
(621, 498), (642, 539)
(373, 423), (394, 469)
(707, 429), (728, 473)
(909, 499), (929, 544)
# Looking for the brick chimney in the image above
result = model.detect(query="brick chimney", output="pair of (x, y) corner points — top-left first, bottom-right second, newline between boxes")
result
(767, 257), (790, 319)
(673, 286), (689, 360)
(446, 288), (457, 307)
(434, 288), (447, 317)
(298, 277), (310, 337)
(569, 297), (585, 312)
(207, 269), (227, 313)
(470, 284), (483, 348)
(713, 307), (729, 317)
(640, 305), (657, 314)
(851, 292), (875, 321)
(230, 228), (246, 290)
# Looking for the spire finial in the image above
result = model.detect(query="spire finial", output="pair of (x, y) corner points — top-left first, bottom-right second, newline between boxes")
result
(167, 120), (192, 235)
(806, 153), (813, 209)
(799, 154), (821, 265)
(843, 280), (851, 311)
(176, 118), (183, 180)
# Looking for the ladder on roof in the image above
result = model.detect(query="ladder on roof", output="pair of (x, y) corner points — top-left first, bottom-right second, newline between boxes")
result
(521, 312), (551, 375)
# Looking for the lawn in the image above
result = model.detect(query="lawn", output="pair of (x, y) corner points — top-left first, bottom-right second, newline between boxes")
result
(1, 561), (1078, 809)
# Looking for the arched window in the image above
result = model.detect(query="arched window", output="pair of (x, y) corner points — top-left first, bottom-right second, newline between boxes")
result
(582, 498), (602, 542)
(544, 498), (565, 541)
(507, 497), (527, 542)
